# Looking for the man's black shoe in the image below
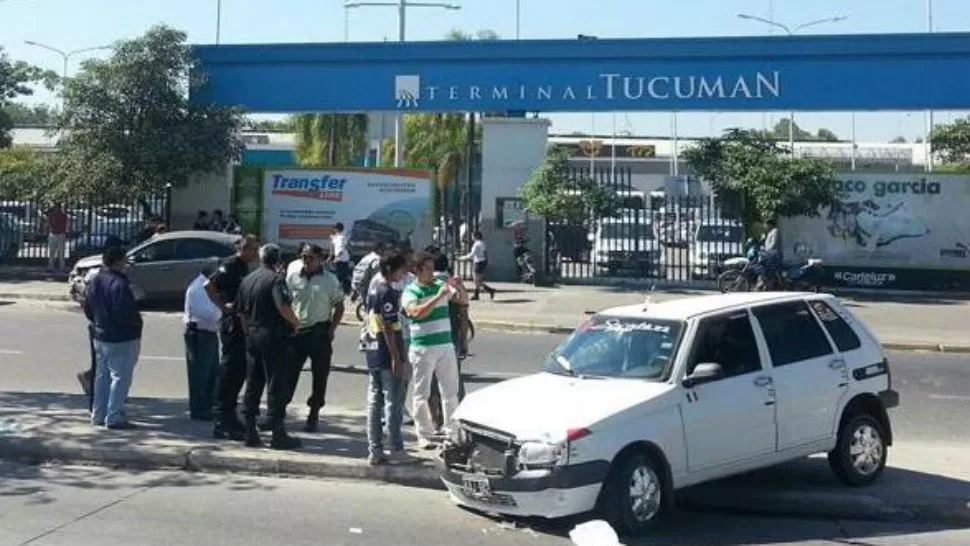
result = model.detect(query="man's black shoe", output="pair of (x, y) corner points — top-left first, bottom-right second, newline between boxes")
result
(270, 431), (302, 451)
(106, 421), (137, 430)
(244, 423), (263, 448)
(257, 419), (274, 432)
(304, 409), (320, 432)
(213, 424), (246, 441)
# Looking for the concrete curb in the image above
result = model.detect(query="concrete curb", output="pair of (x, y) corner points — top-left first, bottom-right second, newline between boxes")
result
(3, 436), (970, 526)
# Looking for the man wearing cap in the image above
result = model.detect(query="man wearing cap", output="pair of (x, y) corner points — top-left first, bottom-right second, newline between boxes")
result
(284, 243), (345, 432)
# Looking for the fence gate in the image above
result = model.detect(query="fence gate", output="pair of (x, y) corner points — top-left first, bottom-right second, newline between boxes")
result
(0, 189), (172, 267)
(544, 171), (745, 286)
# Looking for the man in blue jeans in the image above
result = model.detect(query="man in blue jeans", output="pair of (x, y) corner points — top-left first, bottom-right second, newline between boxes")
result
(83, 246), (143, 430)
(363, 250), (411, 465)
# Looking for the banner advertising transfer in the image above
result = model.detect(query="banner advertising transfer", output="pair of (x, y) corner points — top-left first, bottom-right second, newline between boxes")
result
(260, 168), (433, 257)
(781, 173), (970, 289)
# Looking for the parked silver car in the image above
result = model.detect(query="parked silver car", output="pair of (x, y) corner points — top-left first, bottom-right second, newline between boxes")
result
(69, 230), (241, 303)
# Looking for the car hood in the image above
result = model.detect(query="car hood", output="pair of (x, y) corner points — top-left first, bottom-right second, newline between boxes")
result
(454, 372), (675, 442)
(73, 255), (104, 270)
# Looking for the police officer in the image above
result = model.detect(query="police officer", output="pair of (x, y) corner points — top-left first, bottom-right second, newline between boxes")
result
(236, 244), (302, 450)
(205, 235), (260, 440)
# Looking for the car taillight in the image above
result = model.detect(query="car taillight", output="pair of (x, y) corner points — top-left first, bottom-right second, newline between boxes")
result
(566, 428), (591, 442)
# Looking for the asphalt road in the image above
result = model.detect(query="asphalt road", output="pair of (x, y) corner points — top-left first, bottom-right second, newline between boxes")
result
(0, 302), (967, 443)
(2, 462), (968, 546)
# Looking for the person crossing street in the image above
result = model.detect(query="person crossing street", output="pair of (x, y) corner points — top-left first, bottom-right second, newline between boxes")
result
(284, 243), (345, 432)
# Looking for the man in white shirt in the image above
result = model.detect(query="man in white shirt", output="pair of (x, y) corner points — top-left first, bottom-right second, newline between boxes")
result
(329, 222), (352, 296)
(184, 268), (223, 421)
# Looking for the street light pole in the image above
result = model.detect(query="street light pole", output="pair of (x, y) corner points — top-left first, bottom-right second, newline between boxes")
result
(344, 1), (462, 167)
(23, 41), (112, 81)
(216, 0), (222, 44)
(737, 13), (847, 156)
(515, 0), (521, 39)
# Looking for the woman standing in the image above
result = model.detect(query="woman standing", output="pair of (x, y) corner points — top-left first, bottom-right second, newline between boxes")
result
(459, 231), (496, 301)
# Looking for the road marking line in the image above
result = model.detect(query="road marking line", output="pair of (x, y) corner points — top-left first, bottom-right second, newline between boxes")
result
(0, 349), (23, 355)
(141, 355), (183, 362)
(928, 394), (970, 401)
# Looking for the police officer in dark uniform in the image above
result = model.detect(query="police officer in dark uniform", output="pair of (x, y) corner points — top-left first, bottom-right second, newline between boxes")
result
(236, 243), (302, 450)
(205, 235), (260, 440)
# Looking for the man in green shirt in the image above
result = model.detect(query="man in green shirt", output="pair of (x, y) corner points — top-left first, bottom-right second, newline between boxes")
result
(284, 243), (345, 432)
(401, 251), (468, 448)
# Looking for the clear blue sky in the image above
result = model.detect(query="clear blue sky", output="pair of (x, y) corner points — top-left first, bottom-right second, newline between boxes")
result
(1, 0), (968, 141)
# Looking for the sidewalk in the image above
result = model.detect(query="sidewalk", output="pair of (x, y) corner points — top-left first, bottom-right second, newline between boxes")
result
(1, 391), (969, 526)
(2, 276), (970, 352)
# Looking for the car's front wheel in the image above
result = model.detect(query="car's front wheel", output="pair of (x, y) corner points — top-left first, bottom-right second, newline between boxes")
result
(599, 452), (669, 535)
(828, 414), (888, 486)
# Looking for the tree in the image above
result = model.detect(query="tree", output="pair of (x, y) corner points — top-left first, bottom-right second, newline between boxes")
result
(0, 48), (57, 148)
(244, 117), (293, 132)
(816, 128), (839, 142)
(520, 147), (620, 225)
(293, 113), (368, 167)
(930, 117), (970, 165)
(890, 136), (907, 143)
(682, 128), (843, 230)
(0, 147), (60, 201)
(4, 102), (56, 126)
(53, 25), (244, 199)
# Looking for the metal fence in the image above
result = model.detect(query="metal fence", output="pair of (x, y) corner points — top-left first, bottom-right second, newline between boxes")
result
(0, 191), (171, 267)
(545, 171), (746, 285)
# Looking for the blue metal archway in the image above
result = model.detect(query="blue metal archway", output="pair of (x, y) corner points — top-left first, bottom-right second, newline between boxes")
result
(191, 32), (970, 113)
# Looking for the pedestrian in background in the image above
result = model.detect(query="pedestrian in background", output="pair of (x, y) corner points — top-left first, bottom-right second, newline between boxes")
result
(458, 231), (496, 300)
(329, 222), (352, 295)
(76, 266), (101, 408)
(46, 203), (68, 273)
(83, 246), (142, 430)
(193, 210), (210, 230)
(402, 252), (468, 449)
(209, 209), (226, 232)
(237, 244), (302, 450)
(205, 235), (260, 441)
(183, 267), (222, 422)
(364, 250), (411, 465)
(284, 243), (345, 432)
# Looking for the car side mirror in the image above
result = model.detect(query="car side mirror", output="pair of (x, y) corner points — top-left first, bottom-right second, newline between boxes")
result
(682, 362), (724, 388)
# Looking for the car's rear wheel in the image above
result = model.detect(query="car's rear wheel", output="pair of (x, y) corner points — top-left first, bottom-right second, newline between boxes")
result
(828, 414), (888, 486)
(599, 452), (669, 535)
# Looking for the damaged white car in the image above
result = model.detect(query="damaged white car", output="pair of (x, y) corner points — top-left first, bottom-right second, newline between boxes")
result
(438, 292), (898, 535)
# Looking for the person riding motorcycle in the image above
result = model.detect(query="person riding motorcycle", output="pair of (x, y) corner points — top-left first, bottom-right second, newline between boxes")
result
(759, 218), (783, 290)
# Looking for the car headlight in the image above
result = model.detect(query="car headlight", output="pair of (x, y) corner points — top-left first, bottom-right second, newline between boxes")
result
(518, 441), (568, 469)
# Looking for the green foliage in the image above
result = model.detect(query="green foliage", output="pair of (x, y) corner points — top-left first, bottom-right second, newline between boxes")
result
(930, 117), (970, 165)
(682, 128), (843, 228)
(520, 147), (621, 225)
(244, 117), (293, 132)
(4, 102), (56, 126)
(293, 113), (368, 167)
(751, 118), (840, 143)
(53, 25), (244, 199)
(0, 48), (57, 148)
(0, 147), (63, 201)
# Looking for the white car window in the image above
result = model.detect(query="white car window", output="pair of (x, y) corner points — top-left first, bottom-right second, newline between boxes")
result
(543, 315), (684, 380)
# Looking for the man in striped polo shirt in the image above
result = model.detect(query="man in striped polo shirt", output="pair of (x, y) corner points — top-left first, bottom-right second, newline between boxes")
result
(401, 251), (469, 448)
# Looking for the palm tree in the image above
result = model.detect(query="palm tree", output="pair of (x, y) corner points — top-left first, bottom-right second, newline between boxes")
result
(293, 113), (368, 167)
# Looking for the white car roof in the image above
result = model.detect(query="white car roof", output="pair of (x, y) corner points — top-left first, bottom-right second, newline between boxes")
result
(598, 292), (832, 321)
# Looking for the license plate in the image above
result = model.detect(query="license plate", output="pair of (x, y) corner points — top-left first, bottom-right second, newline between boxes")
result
(461, 475), (491, 498)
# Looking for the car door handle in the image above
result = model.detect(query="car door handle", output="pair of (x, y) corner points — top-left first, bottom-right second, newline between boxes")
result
(753, 376), (772, 387)
(829, 360), (846, 370)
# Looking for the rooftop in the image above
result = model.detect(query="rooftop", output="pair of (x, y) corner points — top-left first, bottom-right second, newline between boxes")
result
(600, 291), (829, 321)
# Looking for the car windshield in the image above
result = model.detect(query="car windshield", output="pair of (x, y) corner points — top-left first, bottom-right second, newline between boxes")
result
(542, 315), (684, 380)
(601, 224), (654, 240)
(697, 226), (742, 243)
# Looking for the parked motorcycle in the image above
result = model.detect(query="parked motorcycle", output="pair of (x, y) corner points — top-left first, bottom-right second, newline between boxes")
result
(514, 239), (538, 284)
(716, 243), (764, 293)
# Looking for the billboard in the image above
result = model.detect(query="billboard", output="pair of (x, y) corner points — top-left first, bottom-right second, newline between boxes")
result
(781, 173), (970, 289)
(234, 167), (433, 257)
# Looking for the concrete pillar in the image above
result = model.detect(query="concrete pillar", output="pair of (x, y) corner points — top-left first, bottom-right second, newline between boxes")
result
(479, 117), (551, 281)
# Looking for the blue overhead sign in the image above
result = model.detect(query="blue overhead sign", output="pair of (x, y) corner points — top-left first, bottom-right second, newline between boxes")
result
(191, 33), (970, 113)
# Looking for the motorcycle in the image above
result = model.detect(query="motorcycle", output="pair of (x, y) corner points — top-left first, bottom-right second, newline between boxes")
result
(514, 239), (538, 284)
(717, 242), (825, 293)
